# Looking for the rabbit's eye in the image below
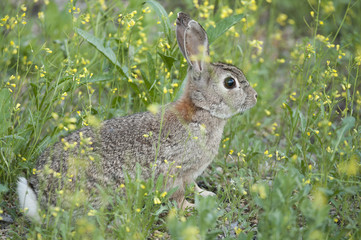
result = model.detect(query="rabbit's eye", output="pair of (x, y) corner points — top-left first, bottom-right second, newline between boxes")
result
(224, 77), (236, 89)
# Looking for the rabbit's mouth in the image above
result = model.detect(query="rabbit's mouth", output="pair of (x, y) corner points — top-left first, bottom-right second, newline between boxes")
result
(239, 101), (257, 113)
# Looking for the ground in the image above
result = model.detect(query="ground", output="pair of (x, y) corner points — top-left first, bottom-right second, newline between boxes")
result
(0, 0), (360, 239)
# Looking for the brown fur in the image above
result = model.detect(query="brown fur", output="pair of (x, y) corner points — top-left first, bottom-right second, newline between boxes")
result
(173, 95), (197, 122)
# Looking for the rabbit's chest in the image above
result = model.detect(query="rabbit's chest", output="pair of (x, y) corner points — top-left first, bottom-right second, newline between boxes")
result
(188, 122), (224, 155)
(176, 120), (225, 173)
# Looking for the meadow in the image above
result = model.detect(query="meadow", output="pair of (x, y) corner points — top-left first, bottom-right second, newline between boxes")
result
(0, 0), (360, 239)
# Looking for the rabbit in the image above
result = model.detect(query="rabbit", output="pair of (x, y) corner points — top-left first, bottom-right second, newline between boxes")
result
(17, 12), (258, 222)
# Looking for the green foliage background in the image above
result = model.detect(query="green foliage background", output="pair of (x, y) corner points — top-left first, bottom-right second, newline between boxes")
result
(0, 0), (360, 239)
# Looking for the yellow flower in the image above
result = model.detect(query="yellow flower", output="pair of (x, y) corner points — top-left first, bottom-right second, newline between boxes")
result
(1, 15), (9, 22)
(276, 13), (288, 26)
(154, 197), (161, 204)
(88, 209), (97, 216)
(38, 12), (44, 20)
(147, 104), (159, 115)
(220, 6), (233, 19)
(142, 7), (151, 14)
(127, 19), (135, 28)
(251, 184), (267, 199)
(355, 55), (361, 66)
(248, 39), (263, 55)
(324, 1), (335, 14)
(249, 0), (257, 11)
(61, 92), (67, 100)
(44, 48), (52, 54)
(234, 227), (242, 235)
(21, 4), (27, 12)
(277, 58), (286, 64)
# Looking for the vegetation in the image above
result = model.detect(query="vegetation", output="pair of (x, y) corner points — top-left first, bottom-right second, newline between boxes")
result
(0, 0), (360, 239)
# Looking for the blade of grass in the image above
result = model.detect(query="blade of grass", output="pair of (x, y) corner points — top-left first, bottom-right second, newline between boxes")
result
(76, 28), (129, 78)
(145, 0), (173, 43)
(207, 14), (244, 44)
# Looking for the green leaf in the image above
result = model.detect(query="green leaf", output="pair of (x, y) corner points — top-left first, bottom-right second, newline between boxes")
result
(146, 52), (156, 81)
(76, 28), (128, 77)
(0, 134), (25, 141)
(157, 52), (176, 70)
(79, 75), (114, 86)
(283, 103), (294, 125)
(155, 173), (164, 190)
(146, 0), (172, 42)
(0, 184), (9, 193)
(155, 205), (168, 215)
(0, 89), (12, 137)
(207, 14), (244, 44)
(331, 116), (355, 162)
(298, 111), (306, 132)
(337, 116), (355, 137)
(335, 116), (355, 145)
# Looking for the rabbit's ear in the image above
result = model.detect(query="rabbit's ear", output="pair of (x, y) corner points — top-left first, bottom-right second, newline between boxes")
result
(184, 20), (209, 72)
(176, 12), (190, 60)
(176, 13), (209, 72)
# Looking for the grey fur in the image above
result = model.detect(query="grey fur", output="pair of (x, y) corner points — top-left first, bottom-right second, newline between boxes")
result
(24, 12), (258, 211)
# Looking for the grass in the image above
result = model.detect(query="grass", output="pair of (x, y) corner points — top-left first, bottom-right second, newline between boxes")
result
(0, 0), (360, 239)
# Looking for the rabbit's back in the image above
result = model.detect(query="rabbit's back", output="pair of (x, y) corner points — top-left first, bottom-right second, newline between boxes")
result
(31, 112), (160, 200)
(30, 105), (225, 205)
